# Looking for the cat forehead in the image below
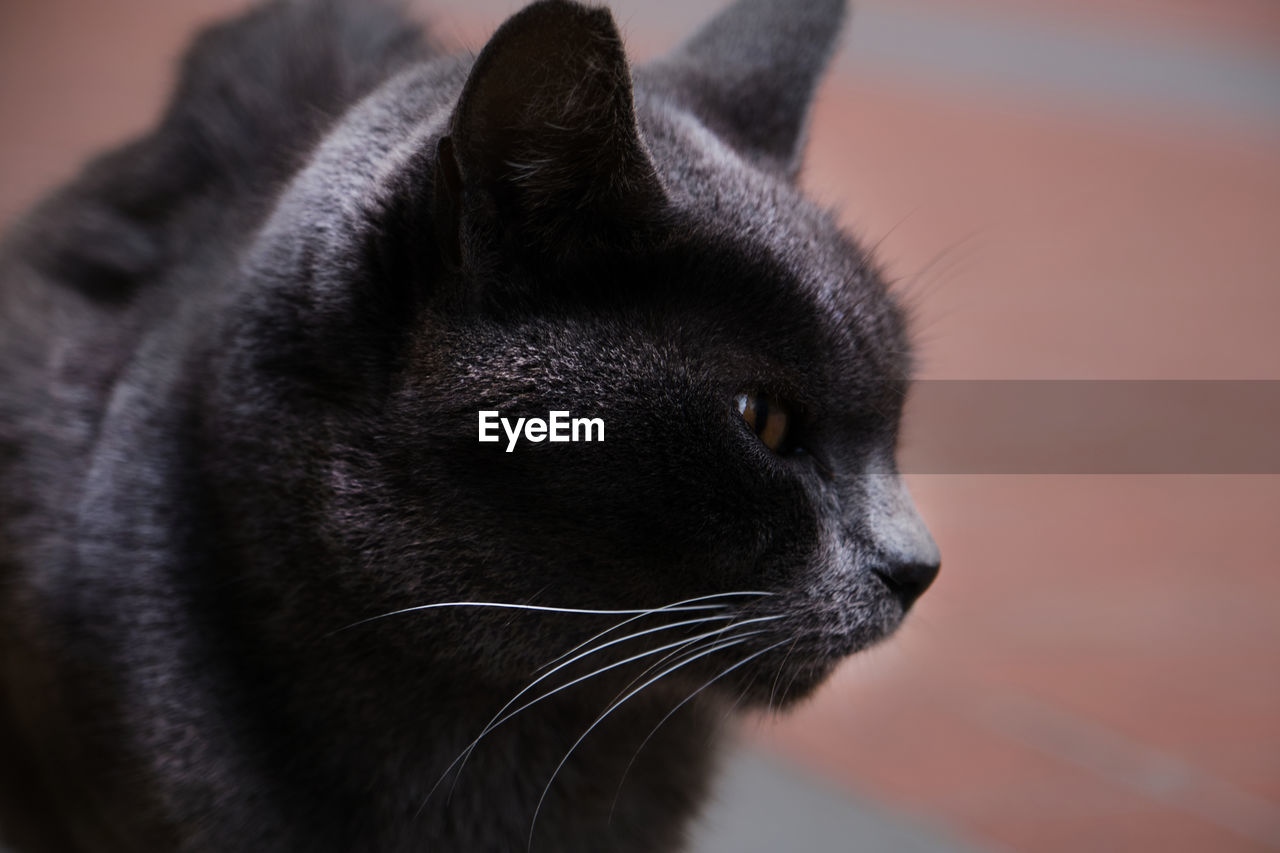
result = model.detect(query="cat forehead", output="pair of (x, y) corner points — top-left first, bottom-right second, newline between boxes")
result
(636, 93), (899, 345)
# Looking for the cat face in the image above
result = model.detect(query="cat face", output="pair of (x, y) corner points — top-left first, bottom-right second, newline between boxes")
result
(228, 0), (938, 708)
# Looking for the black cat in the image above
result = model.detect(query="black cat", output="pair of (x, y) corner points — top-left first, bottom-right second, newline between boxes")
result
(0, 0), (940, 849)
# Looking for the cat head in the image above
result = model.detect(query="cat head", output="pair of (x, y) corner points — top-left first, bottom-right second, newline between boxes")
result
(225, 0), (939, 707)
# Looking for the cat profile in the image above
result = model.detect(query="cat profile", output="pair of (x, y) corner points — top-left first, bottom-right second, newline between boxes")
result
(0, 0), (940, 850)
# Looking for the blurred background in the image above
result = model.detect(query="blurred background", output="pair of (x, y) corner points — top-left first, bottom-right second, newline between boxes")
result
(2, 0), (1277, 850)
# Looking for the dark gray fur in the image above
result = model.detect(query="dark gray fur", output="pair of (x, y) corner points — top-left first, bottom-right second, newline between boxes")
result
(0, 0), (940, 850)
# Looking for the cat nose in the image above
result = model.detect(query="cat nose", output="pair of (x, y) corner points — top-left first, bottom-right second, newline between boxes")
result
(872, 557), (940, 611)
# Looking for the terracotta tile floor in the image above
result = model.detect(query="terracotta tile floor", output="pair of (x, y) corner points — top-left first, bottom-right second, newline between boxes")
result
(754, 39), (1280, 847)
(2, 1), (1278, 850)
(753, 476), (1280, 849)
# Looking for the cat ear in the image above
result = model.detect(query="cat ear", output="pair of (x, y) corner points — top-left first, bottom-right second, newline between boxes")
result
(435, 0), (665, 268)
(644, 0), (846, 177)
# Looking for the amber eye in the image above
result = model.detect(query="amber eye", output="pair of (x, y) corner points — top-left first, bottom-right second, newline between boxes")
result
(735, 392), (790, 453)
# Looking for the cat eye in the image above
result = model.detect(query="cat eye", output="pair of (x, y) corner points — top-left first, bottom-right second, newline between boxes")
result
(735, 392), (791, 453)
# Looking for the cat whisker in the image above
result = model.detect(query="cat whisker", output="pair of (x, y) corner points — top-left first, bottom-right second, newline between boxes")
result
(607, 636), (785, 824)
(777, 640), (811, 710)
(440, 615), (750, 799)
(489, 625), (774, 740)
(429, 594), (773, 799)
(767, 637), (800, 718)
(534, 591), (775, 674)
(608, 632), (716, 705)
(327, 599), (731, 637)
(527, 635), (790, 850)
(433, 616), (782, 808)
(600, 610), (774, 711)
(479, 620), (779, 739)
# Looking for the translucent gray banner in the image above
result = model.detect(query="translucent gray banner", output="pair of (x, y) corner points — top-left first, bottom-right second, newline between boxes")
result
(897, 381), (1280, 473)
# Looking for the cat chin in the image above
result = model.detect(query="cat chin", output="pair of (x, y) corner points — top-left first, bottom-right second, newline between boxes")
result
(706, 653), (845, 711)
(708, 610), (906, 710)
(743, 661), (837, 709)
